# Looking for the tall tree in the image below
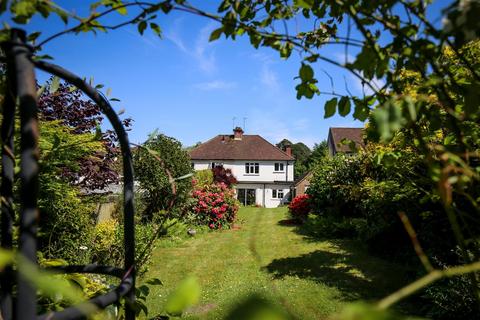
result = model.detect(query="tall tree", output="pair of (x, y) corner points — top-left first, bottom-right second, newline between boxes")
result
(276, 139), (311, 178)
(133, 132), (193, 220)
(38, 79), (132, 190)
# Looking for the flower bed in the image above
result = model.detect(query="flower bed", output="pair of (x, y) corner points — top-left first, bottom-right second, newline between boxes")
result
(191, 182), (239, 229)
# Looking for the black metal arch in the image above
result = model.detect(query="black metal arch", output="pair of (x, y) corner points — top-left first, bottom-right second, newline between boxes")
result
(0, 29), (136, 320)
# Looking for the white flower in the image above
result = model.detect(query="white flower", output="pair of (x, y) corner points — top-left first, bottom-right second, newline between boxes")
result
(79, 245), (88, 251)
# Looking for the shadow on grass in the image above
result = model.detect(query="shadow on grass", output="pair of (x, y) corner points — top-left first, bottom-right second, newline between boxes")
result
(264, 240), (409, 302)
(277, 219), (302, 226)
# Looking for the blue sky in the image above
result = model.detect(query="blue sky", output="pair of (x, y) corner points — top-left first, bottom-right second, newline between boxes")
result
(7, 1), (447, 148)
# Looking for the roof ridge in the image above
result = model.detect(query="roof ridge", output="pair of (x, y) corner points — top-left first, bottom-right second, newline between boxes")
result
(255, 135), (295, 160)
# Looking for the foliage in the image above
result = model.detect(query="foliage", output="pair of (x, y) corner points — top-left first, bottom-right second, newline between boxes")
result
(90, 219), (122, 265)
(193, 169), (213, 188)
(191, 182), (239, 229)
(306, 145), (479, 317)
(300, 214), (368, 240)
(3, 0), (480, 318)
(164, 276), (201, 317)
(37, 257), (112, 317)
(37, 120), (99, 263)
(277, 138), (311, 179)
(212, 165), (238, 187)
(38, 79), (131, 190)
(133, 132), (193, 220)
(288, 194), (311, 220)
(305, 140), (328, 168)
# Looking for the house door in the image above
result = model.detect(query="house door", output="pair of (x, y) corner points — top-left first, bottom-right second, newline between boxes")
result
(237, 188), (256, 206)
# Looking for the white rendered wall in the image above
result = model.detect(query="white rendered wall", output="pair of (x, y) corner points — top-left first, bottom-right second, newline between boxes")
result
(192, 160), (294, 182)
(235, 183), (292, 208)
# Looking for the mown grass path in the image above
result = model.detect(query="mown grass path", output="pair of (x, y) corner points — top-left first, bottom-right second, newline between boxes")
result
(143, 207), (410, 319)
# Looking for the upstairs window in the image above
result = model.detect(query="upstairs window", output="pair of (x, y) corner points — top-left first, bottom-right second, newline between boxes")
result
(274, 163), (284, 172)
(211, 162), (223, 169)
(245, 162), (259, 174)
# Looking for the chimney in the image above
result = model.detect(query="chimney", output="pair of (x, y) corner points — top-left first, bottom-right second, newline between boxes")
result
(233, 127), (244, 140)
(284, 144), (292, 156)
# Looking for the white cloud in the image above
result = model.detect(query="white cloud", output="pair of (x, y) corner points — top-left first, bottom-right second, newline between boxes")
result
(193, 80), (237, 91)
(251, 53), (280, 91)
(166, 19), (218, 74)
(260, 66), (279, 91)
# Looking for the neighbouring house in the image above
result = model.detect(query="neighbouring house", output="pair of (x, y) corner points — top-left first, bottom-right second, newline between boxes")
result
(292, 171), (313, 198)
(327, 127), (365, 156)
(189, 127), (295, 208)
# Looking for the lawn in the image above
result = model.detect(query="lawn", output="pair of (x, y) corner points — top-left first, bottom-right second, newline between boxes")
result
(142, 207), (411, 319)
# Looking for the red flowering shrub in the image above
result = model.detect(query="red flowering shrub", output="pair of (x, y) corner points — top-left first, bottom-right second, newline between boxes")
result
(191, 182), (239, 229)
(288, 194), (311, 220)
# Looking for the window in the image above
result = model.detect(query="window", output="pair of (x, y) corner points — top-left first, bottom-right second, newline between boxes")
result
(272, 189), (284, 199)
(274, 163), (284, 172)
(245, 162), (259, 174)
(211, 162), (223, 168)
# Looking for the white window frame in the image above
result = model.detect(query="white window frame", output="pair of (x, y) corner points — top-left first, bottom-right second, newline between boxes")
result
(211, 162), (223, 169)
(272, 189), (284, 199)
(274, 162), (285, 172)
(245, 162), (259, 174)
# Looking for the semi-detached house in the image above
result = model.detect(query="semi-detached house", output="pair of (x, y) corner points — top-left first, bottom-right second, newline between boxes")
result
(189, 127), (295, 208)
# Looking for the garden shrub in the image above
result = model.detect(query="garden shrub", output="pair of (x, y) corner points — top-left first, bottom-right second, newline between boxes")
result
(133, 132), (193, 221)
(306, 143), (480, 318)
(37, 179), (95, 264)
(307, 154), (366, 218)
(212, 165), (237, 187)
(90, 219), (122, 265)
(193, 169), (213, 188)
(191, 182), (239, 229)
(288, 194), (311, 220)
(301, 214), (368, 239)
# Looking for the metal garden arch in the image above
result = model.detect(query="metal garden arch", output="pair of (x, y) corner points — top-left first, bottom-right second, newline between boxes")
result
(0, 29), (136, 320)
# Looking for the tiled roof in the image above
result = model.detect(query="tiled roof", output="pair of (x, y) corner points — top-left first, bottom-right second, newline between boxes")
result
(189, 134), (294, 161)
(329, 127), (365, 153)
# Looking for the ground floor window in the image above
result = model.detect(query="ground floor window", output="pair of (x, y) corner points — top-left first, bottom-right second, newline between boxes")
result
(237, 188), (256, 206)
(272, 189), (284, 199)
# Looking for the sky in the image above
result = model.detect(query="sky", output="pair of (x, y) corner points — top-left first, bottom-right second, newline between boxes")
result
(4, 1), (448, 148)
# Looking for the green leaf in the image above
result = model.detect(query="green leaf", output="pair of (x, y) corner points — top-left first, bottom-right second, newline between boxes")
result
(27, 31), (41, 43)
(225, 294), (288, 320)
(465, 83), (480, 116)
(299, 64), (314, 81)
(138, 21), (147, 35)
(146, 278), (163, 286)
(165, 276), (201, 316)
(338, 96), (351, 117)
(150, 23), (162, 37)
(324, 98), (337, 118)
(50, 76), (60, 94)
(209, 27), (223, 42)
(294, 0), (314, 10)
(353, 99), (370, 121)
(0, 249), (14, 268)
(116, 5), (127, 15)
